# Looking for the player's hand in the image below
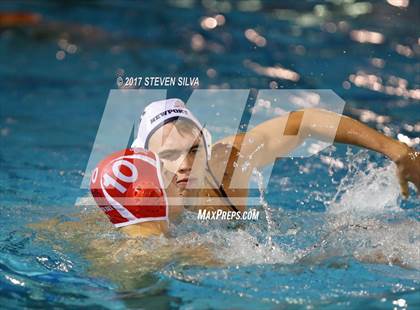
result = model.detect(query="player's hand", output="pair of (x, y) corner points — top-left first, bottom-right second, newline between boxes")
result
(394, 143), (420, 198)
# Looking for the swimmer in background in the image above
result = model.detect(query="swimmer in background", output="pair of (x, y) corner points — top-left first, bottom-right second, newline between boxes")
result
(91, 98), (420, 238)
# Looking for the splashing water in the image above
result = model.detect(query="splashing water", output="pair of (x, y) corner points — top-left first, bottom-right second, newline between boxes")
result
(12, 147), (419, 307)
(253, 168), (276, 249)
(316, 150), (420, 269)
(327, 150), (402, 215)
(66, 149), (419, 272)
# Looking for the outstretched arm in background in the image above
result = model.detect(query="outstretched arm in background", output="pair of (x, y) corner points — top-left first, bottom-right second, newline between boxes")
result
(220, 108), (419, 198)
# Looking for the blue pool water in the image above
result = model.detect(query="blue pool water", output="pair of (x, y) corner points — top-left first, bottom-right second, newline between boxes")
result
(1, 1), (419, 309)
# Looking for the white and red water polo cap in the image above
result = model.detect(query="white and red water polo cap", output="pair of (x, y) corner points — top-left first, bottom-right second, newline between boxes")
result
(90, 148), (168, 227)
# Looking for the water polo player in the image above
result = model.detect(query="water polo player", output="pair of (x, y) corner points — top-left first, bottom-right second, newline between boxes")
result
(91, 99), (419, 237)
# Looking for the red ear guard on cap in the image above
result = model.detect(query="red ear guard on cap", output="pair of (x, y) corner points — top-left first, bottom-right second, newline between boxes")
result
(90, 148), (168, 228)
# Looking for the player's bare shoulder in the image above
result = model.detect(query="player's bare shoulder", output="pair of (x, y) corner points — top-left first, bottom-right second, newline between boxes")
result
(208, 133), (251, 191)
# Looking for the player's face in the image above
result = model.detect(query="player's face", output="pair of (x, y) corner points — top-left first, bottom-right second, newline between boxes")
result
(158, 162), (183, 221)
(148, 122), (207, 197)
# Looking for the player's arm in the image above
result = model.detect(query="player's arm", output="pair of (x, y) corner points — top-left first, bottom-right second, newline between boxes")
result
(217, 108), (419, 197)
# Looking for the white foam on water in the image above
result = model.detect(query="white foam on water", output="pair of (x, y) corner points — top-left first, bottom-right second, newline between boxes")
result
(169, 149), (419, 269)
(170, 219), (296, 266)
(327, 161), (402, 215)
(316, 215), (420, 270)
(318, 150), (420, 269)
(209, 230), (294, 265)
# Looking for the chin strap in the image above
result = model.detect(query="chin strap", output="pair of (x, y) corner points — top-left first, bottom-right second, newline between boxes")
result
(199, 126), (240, 212)
(205, 163), (240, 212)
